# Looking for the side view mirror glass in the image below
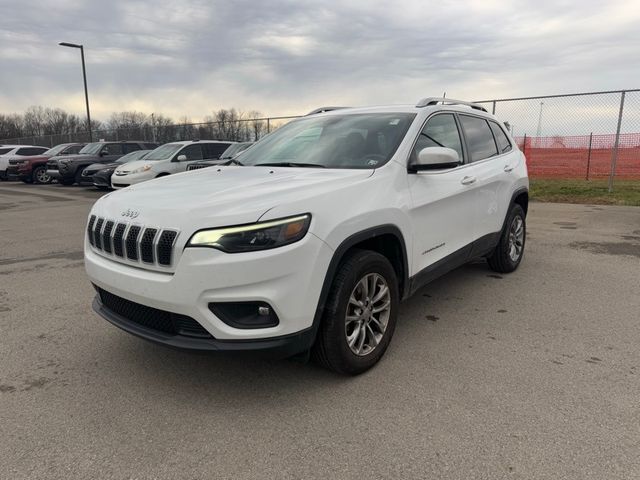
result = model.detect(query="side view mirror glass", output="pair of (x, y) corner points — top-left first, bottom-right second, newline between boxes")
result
(409, 147), (460, 172)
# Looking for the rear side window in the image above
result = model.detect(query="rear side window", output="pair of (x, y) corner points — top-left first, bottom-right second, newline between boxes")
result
(412, 114), (463, 162)
(489, 122), (512, 153)
(178, 144), (203, 161)
(123, 143), (141, 154)
(202, 143), (231, 159)
(0, 148), (13, 155)
(459, 115), (498, 162)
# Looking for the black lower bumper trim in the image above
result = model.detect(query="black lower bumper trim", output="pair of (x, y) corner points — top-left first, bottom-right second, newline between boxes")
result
(93, 296), (315, 358)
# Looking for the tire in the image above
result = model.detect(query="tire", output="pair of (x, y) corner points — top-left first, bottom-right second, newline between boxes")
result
(487, 204), (526, 273)
(312, 249), (399, 375)
(22, 178), (33, 184)
(59, 178), (74, 186)
(74, 169), (84, 186)
(32, 166), (51, 184)
(156, 173), (170, 178)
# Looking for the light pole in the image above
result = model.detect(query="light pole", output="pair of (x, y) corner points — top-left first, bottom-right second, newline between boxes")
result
(59, 42), (92, 142)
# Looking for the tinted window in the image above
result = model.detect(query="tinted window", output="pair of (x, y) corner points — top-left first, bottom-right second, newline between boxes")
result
(143, 143), (159, 150)
(178, 144), (203, 161)
(202, 143), (231, 159)
(412, 114), (463, 162)
(489, 122), (512, 153)
(459, 115), (498, 162)
(17, 147), (47, 155)
(101, 144), (123, 155)
(123, 143), (141, 154)
(0, 148), (12, 155)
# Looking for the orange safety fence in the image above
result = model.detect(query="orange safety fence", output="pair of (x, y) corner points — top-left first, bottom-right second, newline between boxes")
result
(514, 133), (640, 179)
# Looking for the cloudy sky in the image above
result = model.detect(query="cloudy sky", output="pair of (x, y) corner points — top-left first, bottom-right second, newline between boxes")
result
(1, 0), (639, 121)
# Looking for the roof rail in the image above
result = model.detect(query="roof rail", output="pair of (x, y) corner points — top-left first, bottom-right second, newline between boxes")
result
(306, 106), (349, 116)
(416, 97), (488, 112)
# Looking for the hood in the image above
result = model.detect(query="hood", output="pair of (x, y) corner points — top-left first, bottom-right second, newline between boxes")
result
(86, 162), (118, 171)
(114, 159), (150, 173)
(92, 166), (374, 230)
(56, 153), (97, 163)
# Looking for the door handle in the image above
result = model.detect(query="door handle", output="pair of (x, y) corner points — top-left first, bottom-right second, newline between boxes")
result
(504, 164), (514, 172)
(461, 176), (476, 185)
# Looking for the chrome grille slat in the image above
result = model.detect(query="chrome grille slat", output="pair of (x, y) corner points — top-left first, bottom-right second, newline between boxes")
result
(87, 216), (178, 268)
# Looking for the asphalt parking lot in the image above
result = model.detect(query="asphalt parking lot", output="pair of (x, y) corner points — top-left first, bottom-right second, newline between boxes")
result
(1, 182), (639, 479)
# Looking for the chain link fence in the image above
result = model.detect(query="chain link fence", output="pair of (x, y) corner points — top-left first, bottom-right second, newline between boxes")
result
(475, 89), (640, 188)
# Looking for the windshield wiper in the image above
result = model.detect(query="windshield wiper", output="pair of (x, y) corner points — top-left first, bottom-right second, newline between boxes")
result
(254, 162), (326, 168)
(222, 158), (244, 166)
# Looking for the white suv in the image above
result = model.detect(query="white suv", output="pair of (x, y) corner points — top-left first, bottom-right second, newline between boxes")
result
(85, 98), (528, 374)
(111, 140), (234, 189)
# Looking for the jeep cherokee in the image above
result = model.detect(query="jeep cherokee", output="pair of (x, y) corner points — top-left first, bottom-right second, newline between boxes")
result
(85, 98), (528, 374)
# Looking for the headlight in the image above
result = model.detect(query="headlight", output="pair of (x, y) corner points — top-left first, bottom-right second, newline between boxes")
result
(187, 214), (311, 253)
(131, 164), (152, 174)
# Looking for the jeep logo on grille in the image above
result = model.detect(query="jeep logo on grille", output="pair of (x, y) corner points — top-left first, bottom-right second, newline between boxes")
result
(121, 208), (140, 219)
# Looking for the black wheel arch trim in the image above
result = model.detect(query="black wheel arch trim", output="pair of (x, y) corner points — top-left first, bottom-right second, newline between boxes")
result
(310, 224), (410, 342)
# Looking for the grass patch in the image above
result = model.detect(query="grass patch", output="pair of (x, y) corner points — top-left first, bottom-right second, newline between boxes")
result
(530, 179), (640, 206)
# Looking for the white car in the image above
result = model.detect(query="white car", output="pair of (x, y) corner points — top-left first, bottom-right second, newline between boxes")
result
(111, 140), (234, 189)
(85, 98), (529, 374)
(0, 145), (49, 180)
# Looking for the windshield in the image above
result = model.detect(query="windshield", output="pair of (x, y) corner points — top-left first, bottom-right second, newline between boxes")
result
(43, 144), (69, 156)
(78, 142), (104, 155)
(221, 142), (253, 159)
(116, 149), (151, 164)
(144, 143), (183, 161)
(239, 113), (416, 169)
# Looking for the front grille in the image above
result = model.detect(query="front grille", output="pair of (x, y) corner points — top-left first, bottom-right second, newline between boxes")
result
(97, 288), (212, 338)
(187, 163), (210, 171)
(47, 161), (58, 170)
(87, 216), (179, 268)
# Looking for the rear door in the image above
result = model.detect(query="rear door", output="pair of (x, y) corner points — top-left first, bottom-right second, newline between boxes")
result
(457, 114), (513, 246)
(407, 113), (478, 274)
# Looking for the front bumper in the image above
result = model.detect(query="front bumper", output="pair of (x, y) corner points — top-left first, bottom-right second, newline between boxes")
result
(111, 171), (154, 189)
(92, 172), (112, 187)
(47, 169), (64, 181)
(5, 165), (22, 180)
(93, 295), (316, 357)
(85, 231), (334, 345)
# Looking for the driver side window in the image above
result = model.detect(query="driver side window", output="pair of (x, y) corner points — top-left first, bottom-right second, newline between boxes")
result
(412, 114), (463, 163)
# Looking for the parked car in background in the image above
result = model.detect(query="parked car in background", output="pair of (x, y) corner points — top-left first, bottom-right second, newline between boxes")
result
(111, 140), (234, 189)
(47, 141), (158, 186)
(0, 145), (49, 180)
(85, 98), (529, 374)
(6, 143), (86, 184)
(83, 150), (152, 190)
(186, 142), (254, 171)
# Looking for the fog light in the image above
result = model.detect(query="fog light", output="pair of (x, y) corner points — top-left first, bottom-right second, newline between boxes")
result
(209, 301), (279, 329)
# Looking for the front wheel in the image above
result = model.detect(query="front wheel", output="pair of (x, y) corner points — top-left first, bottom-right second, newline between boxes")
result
(487, 204), (526, 273)
(312, 249), (399, 375)
(32, 166), (52, 184)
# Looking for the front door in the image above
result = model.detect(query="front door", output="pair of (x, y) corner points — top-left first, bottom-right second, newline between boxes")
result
(407, 113), (479, 276)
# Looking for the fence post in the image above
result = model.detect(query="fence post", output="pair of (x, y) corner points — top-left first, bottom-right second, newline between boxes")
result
(267, 118), (271, 134)
(522, 133), (527, 157)
(492, 101), (496, 114)
(586, 132), (593, 181)
(608, 91), (626, 193)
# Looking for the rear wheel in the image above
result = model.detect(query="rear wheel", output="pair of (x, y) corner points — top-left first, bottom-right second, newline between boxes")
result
(32, 166), (51, 184)
(59, 178), (74, 186)
(312, 249), (399, 375)
(487, 204), (526, 273)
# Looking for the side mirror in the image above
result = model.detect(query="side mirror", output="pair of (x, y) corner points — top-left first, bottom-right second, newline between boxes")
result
(409, 147), (460, 172)
(99, 150), (108, 157)
(176, 154), (187, 162)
